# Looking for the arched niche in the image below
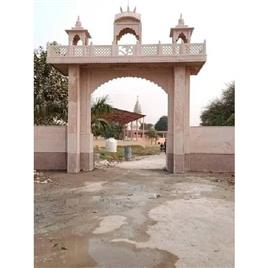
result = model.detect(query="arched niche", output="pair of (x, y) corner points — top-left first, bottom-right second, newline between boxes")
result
(117, 27), (140, 44)
(113, 14), (142, 44)
(176, 32), (188, 43)
(73, 34), (82, 45)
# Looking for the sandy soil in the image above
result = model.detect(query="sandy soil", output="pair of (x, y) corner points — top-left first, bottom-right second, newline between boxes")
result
(35, 155), (234, 268)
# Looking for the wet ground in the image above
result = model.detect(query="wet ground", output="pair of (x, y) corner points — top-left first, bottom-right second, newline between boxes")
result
(35, 155), (234, 268)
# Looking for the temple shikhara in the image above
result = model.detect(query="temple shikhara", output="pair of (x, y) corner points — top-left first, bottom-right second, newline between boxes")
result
(46, 6), (207, 173)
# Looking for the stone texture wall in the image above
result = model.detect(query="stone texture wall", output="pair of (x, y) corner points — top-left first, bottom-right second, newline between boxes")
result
(34, 126), (234, 172)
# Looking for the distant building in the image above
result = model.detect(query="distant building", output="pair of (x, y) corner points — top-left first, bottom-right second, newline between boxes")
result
(134, 96), (142, 114)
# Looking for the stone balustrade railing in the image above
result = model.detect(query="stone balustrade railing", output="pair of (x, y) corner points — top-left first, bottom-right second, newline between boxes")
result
(47, 42), (206, 58)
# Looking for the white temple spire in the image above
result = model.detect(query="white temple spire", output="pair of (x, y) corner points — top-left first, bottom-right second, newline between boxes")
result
(134, 96), (142, 114)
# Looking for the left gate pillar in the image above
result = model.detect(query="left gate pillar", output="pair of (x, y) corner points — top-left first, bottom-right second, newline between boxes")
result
(80, 69), (94, 171)
(67, 65), (81, 173)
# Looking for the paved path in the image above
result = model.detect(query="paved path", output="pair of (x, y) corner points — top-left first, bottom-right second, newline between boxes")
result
(116, 153), (166, 170)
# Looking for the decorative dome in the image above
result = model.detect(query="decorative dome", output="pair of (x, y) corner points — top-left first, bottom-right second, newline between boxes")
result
(178, 13), (185, 26)
(74, 16), (82, 28)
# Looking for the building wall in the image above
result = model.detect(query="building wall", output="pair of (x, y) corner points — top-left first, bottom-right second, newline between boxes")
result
(34, 126), (234, 172)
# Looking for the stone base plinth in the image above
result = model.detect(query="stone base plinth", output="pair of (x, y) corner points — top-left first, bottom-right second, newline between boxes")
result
(166, 153), (185, 173)
(166, 153), (234, 173)
(34, 152), (67, 170)
(80, 152), (94, 171)
(189, 153), (234, 173)
(67, 153), (80, 173)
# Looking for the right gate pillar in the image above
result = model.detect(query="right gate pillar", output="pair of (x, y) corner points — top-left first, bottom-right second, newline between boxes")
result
(167, 65), (190, 173)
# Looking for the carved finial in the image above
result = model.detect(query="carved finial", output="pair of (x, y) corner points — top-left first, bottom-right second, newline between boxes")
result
(120, 7), (123, 13)
(75, 16), (82, 27)
(178, 13), (184, 25)
(127, 0), (130, 12)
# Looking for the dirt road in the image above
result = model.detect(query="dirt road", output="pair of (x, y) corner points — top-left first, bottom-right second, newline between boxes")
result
(35, 156), (234, 268)
(116, 153), (166, 170)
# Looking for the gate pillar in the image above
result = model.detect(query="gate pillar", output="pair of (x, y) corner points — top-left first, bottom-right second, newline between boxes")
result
(67, 65), (81, 173)
(80, 69), (94, 171)
(167, 65), (190, 173)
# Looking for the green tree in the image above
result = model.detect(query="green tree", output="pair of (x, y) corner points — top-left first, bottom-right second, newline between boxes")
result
(34, 45), (68, 125)
(103, 122), (124, 139)
(200, 81), (235, 126)
(147, 128), (158, 144)
(91, 96), (113, 137)
(155, 116), (168, 131)
(139, 122), (153, 130)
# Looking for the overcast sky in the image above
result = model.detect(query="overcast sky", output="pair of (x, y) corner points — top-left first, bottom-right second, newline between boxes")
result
(34, 0), (235, 125)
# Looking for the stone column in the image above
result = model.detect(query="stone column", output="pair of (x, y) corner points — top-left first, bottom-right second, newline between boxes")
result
(136, 120), (138, 140)
(131, 122), (133, 141)
(167, 65), (188, 173)
(80, 69), (94, 171)
(67, 65), (81, 173)
(184, 69), (191, 171)
(142, 117), (145, 139)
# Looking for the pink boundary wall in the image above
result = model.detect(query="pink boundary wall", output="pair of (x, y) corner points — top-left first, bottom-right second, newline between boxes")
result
(34, 126), (67, 170)
(34, 126), (234, 172)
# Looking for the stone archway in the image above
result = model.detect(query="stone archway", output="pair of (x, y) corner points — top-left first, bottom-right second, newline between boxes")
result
(47, 10), (206, 173)
(66, 65), (191, 174)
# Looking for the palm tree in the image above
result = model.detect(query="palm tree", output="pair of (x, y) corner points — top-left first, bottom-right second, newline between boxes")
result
(91, 96), (112, 137)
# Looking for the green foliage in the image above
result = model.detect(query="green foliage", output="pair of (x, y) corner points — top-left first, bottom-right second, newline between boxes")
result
(139, 122), (153, 130)
(102, 122), (124, 139)
(147, 128), (158, 144)
(91, 96), (113, 137)
(200, 81), (235, 126)
(155, 116), (168, 131)
(34, 45), (68, 125)
(95, 145), (160, 161)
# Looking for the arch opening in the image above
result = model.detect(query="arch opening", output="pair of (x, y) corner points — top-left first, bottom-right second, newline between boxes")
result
(73, 34), (83, 45)
(176, 32), (187, 43)
(91, 73), (170, 95)
(91, 77), (168, 170)
(117, 28), (140, 44)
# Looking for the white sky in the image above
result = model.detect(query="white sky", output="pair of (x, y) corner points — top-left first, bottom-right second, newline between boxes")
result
(34, 0), (235, 125)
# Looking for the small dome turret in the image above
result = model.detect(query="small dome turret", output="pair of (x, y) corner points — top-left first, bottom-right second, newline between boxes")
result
(170, 14), (194, 44)
(65, 16), (91, 45)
